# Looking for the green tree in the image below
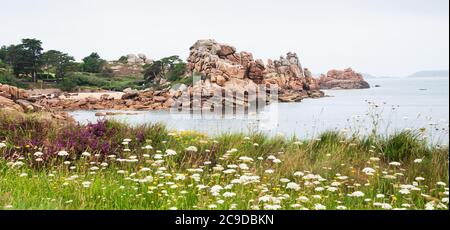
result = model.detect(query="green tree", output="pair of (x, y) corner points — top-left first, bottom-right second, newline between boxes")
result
(118, 56), (128, 64)
(2, 39), (43, 82)
(41, 50), (76, 80)
(143, 55), (186, 83)
(0, 46), (7, 61)
(3, 45), (22, 75)
(80, 52), (106, 73)
(19, 38), (44, 82)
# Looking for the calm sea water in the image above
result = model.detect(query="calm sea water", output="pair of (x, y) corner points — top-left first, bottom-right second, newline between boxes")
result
(70, 77), (449, 143)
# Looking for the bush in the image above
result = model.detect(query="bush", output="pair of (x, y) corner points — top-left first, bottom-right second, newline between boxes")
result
(57, 76), (79, 91)
(380, 131), (429, 161)
(0, 70), (27, 88)
(57, 72), (144, 92)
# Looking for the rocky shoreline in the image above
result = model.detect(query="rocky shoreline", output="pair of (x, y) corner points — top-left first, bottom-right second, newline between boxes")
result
(0, 83), (74, 123)
(1, 39), (370, 115)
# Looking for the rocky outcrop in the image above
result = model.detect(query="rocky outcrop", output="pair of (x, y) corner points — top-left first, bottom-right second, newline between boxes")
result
(264, 53), (322, 102)
(0, 83), (73, 123)
(127, 54), (154, 65)
(0, 83), (37, 112)
(36, 88), (178, 111)
(109, 54), (154, 76)
(319, 68), (370, 89)
(0, 95), (23, 112)
(184, 39), (324, 108)
(0, 83), (30, 100)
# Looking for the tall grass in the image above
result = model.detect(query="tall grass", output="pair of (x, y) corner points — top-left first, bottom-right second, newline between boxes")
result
(0, 111), (448, 210)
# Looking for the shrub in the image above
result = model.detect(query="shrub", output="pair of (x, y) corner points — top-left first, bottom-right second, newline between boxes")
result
(57, 72), (144, 92)
(380, 131), (429, 161)
(0, 71), (27, 88)
(57, 76), (78, 91)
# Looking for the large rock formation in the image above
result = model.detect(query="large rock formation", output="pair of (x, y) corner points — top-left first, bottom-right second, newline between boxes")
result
(264, 53), (322, 101)
(319, 68), (370, 89)
(185, 39), (323, 107)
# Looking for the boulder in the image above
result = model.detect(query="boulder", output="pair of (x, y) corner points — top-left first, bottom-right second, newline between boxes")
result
(319, 68), (370, 89)
(153, 96), (168, 103)
(122, 88), (140, 100)
(122, 92), (139, 100)
(0, 83), (30, 100)
(0, 96), (23, 112)
(217, 44), (236, 57)
(16, 99), (44, 113)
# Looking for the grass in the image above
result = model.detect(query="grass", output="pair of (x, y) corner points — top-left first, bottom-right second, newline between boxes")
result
(0, 111), (448, 210)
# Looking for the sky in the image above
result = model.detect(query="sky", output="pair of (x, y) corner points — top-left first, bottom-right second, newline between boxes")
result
(0, 0), (448, 77)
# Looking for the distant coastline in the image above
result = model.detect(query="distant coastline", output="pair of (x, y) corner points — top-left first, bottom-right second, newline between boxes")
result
(408, 70), (449, 78)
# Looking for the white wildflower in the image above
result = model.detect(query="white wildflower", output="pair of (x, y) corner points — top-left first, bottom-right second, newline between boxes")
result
(314, 204), (326, 210)
(362, 167), (376, 175)
(349, 191), (365, 197)
(286, 182), (301, 191)
(57, 151), (69, 157)
(185, 146), (198, 153)
(165, 149), (177, 156)
(34, 152), (44, 157)
(82, 181), (92, 188)
(414, 158), (423, 164)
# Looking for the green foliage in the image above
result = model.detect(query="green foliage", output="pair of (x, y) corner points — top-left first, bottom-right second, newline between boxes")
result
(380, 131), (429, 161)
(19, 39), (43, 82)
(0, 70), (27, 88)
(80, 52), (106, 73)
(41, 50), (76, 79)
(57, 72), (144, 92)
(57, 76), (79, 91)
(143, 55), (186, 83)
(1, 39), (44, 82)
(1, 38), (187, 89)
(118, 56), (128, 64)
(168, 61), (187, 82)
(0, 46), (7, 61)
(0, 59), (6, 68)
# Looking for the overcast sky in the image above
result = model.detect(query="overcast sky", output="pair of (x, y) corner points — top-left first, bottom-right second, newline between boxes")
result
(0, 0), (448, 76)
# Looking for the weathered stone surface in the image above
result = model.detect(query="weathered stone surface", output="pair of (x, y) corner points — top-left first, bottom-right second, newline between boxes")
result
(34, 87), (178, 111)
(319, 68), (370, 89)
(185, 39), (324, 108)
(0, 84), (74, 124)
(109, 53), (153, 76)
(0, 83), (30, 100)
(0, 95), (24, 112)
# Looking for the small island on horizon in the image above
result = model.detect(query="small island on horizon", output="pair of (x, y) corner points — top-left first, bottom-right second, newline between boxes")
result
(408, 70), (449, 78)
